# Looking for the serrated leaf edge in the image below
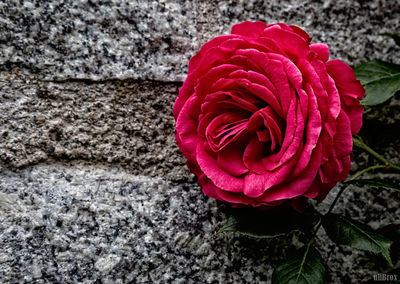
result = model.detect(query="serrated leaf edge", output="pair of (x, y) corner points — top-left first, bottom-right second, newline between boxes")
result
(324, 214), (393, 265)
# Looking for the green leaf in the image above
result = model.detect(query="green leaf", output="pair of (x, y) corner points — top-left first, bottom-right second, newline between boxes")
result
(378, 224), (400, 264)
(218, 207), (318, 239)
(322, 213), (393, 265)
(345, 179), (400, 193)
(354, 60), (400, 106)
(379, 33), (400, 46)
(355, 60), (400, 85)
(272, 244), (328, 284)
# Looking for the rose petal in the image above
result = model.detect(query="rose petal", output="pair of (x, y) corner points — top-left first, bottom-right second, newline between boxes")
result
(188, 35), (238, 73)
(326, 59), (365, 134)
(310, 43), (329, 62)
(205, 112), (248, 151)
(196, 142), (244, 192)
(342, 104), (364, 134)
(332, 110), (353, 157)
(175, 95), (201, 161)
(326, 59), (364, 100)
(257, 141), (323, 202)
(173, 76), (196, 119)
(266, 53), (304, 89)
(231, 21), (267, 38)
(262, 99), (303, 169)
(211, 76), (282, 116)
(292, 90), (322, 177)
(243, 137), (268, 174)
(261, 27), (310, 59)
(217, 146), (249, 176)
(261, 59), (293, 115)
(289, 25), (312, 43)
(200, 176), (225, 201)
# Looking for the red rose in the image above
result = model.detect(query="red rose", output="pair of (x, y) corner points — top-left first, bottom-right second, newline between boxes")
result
(174, 21), (364, 211)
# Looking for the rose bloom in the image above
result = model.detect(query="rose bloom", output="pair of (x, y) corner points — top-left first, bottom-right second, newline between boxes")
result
(174, 21), (364, 211)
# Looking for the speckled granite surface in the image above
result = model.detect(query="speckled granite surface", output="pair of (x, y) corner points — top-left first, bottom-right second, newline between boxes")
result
(1, 0), (400, 283)
(0, 70), (191, 182)
(0, 164), (295, 283)
(0, 165), (399, 283)
(1, 0), (399, 81)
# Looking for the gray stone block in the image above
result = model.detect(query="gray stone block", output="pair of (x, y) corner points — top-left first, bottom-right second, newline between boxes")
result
(0, 164), (398, 283)
(0, 70), (192, 182)
(0, 0), (399, 81)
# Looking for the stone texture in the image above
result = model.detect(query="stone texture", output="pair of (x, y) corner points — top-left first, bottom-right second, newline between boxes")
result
(0, 164), (399, 283)
(0, 0), (399, 81)
(0, 70), (192, 182)
(0, 165), (294, 283)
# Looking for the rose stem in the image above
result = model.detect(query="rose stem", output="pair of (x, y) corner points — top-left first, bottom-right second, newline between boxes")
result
(353, 136), (400, 171)
(299, 138), (397, 262)
(309, 163), (388, 239)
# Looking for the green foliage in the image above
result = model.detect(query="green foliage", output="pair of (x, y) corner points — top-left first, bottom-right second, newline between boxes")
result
(379, 33), (400, 46)
(379, 224), (400, 264)
(218, 207), (318, 239)
(354, 60), (400, 106)
(322, 213), (393, 265)
(346, 179), (400, 193)
(272, 244), (328, 284)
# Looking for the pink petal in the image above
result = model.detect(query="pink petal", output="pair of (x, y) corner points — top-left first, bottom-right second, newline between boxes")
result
(173, 76), (196, 119)
(262, 99), (303, 170)
(297, 60), (329, 120)
(258, 107), (284, 151)
(317, 155), (351, 202)
(217, 147), (249, 177)
(200, 176), (224, 201)
(231, 21), (267, 38)
(213, 187), (254, 205)
(257, 129), (271, 142)
(205, 112), (248, 151)
(342, 104), (364, 134)
(326, 59), (365, 135)
(289, 25), (312, 43)
(310, 43), (329, 62)
(262, 59), (293, 115)
(258, 141), (323, 202)
(311, 59), (341, 121)
(261, 28), (310, 59)
(195, 64), (242, 99)
(243, 137), (268, 174)
(304, 175), (323, 198)
(244, 154), (297, 198)
(196, 143), (244, 192)
(175, 95), (201, 161)
(292, 90), (322, 177)
(326, 59), (364, 100)
(212, 76), (282, 116)
(332, 110), (353, 157)
(266, 53), (304, 89)
(244, 173), (267, 197)
(188, 35), (238, 73)
(229, 55), (265, 74)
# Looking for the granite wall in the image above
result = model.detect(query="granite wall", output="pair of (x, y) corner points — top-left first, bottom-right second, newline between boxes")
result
(1, 0), (400, 283)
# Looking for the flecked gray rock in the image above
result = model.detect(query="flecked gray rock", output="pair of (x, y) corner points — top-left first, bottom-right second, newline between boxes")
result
(0, 0), (399, 81)
(0, 165), (399, 283)
(0, 165), (292, 283)
(0, 69), (192, 182)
